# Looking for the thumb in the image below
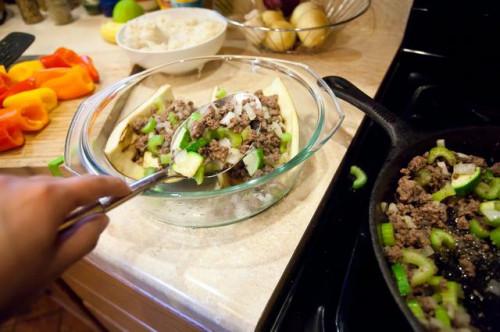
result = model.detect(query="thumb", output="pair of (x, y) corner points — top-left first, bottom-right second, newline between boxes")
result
(51, 214), (109, 275)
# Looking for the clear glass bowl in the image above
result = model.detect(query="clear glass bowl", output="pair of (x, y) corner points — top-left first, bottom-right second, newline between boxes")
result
(213, 0), (371, 53)
(65, 56), (344, 227)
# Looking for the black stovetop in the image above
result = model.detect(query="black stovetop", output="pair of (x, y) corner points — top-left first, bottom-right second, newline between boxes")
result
(257, 1), (500, 331)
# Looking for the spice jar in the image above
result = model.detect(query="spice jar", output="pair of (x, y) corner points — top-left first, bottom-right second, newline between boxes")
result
(46, 0), (73, 25)
(15, 0), (44, 24)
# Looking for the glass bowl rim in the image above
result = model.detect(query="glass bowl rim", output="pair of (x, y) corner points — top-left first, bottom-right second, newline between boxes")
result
(77, 55), (344, 198)
(217, 0), (371, 33)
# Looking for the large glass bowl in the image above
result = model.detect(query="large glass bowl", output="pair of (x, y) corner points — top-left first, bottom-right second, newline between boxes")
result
(64, 56), (344, 227)
(213, 0), (371, 53)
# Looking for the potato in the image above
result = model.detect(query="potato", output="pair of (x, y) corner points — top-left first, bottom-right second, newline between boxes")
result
(263, 20), (297, 52)
(290, 1), (321, 26)
(261, 10), (285, 27)
(296, 8), (329, 48)
(244, 9), (266, 45)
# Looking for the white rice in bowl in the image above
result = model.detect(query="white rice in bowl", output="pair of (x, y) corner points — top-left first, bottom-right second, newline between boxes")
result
(123, 15), (225, 51)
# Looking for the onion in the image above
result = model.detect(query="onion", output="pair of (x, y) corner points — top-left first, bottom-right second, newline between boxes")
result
(387, 203), (398, 214)
(219, 138), (231, 149)
(453, 163), (476, 175)
(437, 161), (449, 175)
(271, 121), (283, 137)
(420, 245), (435, 257)
(486, 279), (500, 296)
(263, 107), (271, 119)
(263, 0), (300, 16)
(436, 139), (446, 147)
(402, 215), (416, 229)
(226, 148), (242, 165)
(243, 103), (257, 120)
(380, 202), (388, 213)
(220, 112), (236, 126)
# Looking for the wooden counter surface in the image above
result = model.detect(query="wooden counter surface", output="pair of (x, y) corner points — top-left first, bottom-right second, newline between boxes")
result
(0, 1), (413, 330)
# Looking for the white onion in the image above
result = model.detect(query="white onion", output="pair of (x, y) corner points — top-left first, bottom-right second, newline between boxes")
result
(219, 138), (231, 149)
(380, 202), (388, 213)
(436, 139), (446, 147)
(453, 163), (476, 175)
(420, 245), (435, 257)
(387, 203), (398, 214)
(456, 152), (469, 159)
(226, 148), (242, 165)
(233, 101), (242, 115)
(263, 107), (271, 119)
(437, 161), (450, 175)
(243, 103), (257, 120)
(486, 279), (500, 296)
(402, 215), (416, 229)
(220, 112), (236, 126)
(271, 122), (283, 137)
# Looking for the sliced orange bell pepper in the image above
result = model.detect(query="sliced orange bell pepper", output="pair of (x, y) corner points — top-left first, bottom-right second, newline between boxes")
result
(40, 48), (100, 83)
(0, 122), (24, 152)
(7, 60), (44, 82)
(40, 65), (94, 100)
(32, 68), (70, 87)
(0, 65), (6, 74)
(0, 100), (49, 132)
(3, 88), (58, 111)
(0, 78), (37, 105)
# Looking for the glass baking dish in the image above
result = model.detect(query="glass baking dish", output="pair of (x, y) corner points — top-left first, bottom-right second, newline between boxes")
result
(64, 56), (344, 227)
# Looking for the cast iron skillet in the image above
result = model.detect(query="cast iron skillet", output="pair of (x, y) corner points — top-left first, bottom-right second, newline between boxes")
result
(323, 76), (500, 331)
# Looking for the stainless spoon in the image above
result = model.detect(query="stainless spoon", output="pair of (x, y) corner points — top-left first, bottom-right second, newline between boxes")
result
(58, 92), (262, 232)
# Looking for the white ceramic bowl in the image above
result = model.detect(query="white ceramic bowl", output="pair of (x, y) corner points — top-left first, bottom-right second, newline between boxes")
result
(116, 8), (227, 73)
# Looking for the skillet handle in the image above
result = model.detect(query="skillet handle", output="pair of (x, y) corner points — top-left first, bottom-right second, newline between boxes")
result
(323, 76), (415, 147)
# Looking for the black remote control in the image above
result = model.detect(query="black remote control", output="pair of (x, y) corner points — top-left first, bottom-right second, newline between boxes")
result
(0, 32), (35, 68)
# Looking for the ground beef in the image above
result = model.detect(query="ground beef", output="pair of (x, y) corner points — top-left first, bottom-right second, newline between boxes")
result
(407, 155), (428, 173)
(131, 117), (148, 132)
(134, 135), (148, 152)
(167, 99), (195, 121)
(200, 140), (228, 163)
(459, 257), (476, 277)
(419, 296), (437, 313)
(397, 176), (432, 204)
(411, 201), (447, 228)
(491, 162), (500, 176)
(189, 120), (205, 139)
(425, 165), (451, 191)
(451, 198), (480, 218)
(227, 112), (250, 133)
(384, 245), (402, 262)
(455, 216), (469, 230)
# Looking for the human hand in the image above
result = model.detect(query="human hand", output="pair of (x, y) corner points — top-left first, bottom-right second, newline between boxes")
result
(0, 175), (130, 315)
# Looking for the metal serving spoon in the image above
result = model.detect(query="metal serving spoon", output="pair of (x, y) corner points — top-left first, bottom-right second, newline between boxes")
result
(58, 92), (262, 232)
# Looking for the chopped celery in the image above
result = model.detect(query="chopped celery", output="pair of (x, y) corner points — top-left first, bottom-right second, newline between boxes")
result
(401, 249), (437, 286)
(407, 299), (425, 321)
(144, 167), (157, 177)
(186, 138), (209, 153)
(193, 163), (205, 185)
(141, 117), (157, 134)
(48, 156), (64, 177)
(391, 263), (411, 296)
(350, 165), (367, 189)
(159, 153), (172, 165)
(415, 169), (432, 187)
(147, 134), (164, 155)
(442, 281), (461, 309)
(430, 228), (456, 251)
(490, 227), (500, 248)
(167, 112), (178, 126)
(215, 87), (227, 99)
(479, 201), (500, 227)
(243, 148), (264, 176)
(203, 129), (217, 141)
(434, 306), (451, 327)
(469, 219), (490, 239)
(280, 132), (292, 154)
(241, 126), (252, 141)
(380, 223), (395, 246)
(428, 146), (456, 165)
(227, 131), (242, 148)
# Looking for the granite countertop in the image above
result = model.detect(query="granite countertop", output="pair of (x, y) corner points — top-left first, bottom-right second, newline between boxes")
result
(0, 1), (413, 330)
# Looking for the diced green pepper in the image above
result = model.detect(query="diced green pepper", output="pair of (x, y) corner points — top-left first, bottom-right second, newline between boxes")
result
(415, 169), (432, 187)
(279, 132), (292, 154)
(428, 146), (456, 165)
(381, 223), (395, 246)
(402, 249), (437, 286)
(144, 167), (157, 177)
(469, 219), (490, 239)
(350, 165), (367, 190)
(147, 134), (164, 155)
(474, 178), (500, 200)
(442, 281), (461, 309)
(407, 299), (425, 321)
(479, 201), (500, 227)
(392, 263), (411, 296)
(490, 227), (500, 248)
(227, 130), (243, 148)
(186, 138), (209, 153)
(167, 112), (178, 126)
(159, 153), (172, 166)
(432, 183), (456, 202)
(241, 126), (252, 141)
(193, 163), (205, 185)
(48, 156), (65, 177)
(215, 87), (227, 99)
(430, 228), (456, 251)
(434, 305), (451, 328)
(141, 117), (157, 134)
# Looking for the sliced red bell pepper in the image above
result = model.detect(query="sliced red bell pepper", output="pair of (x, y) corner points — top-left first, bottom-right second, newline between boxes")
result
(40, 47), (100, 83)
(0, 122), (24, 152)
(0, 78), (37, 105)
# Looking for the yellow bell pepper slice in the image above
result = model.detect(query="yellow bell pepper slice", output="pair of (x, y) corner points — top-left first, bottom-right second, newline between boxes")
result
(7, 60), (44, 82)
(3, 87), (58, 112)
(0, 65), (6, 74)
